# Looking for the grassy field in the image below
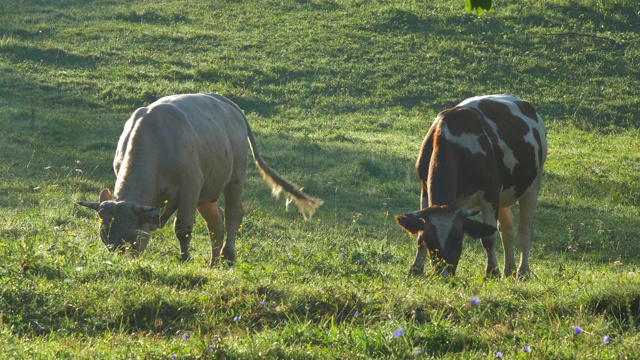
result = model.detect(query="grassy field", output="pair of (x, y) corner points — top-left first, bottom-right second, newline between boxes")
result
(1, 0), (639, 358)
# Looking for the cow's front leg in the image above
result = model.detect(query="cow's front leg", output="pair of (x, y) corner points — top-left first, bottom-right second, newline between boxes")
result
(172, 190), (200, 262)
(174, 213), (196, 262)
(481, 236), (500, 278)
(408, 190), (430, 276)
(198, 201), (224, 267)
(175, 228), (193, 262)
(133, 230), (150, 255)
(409, 240), (428, 276)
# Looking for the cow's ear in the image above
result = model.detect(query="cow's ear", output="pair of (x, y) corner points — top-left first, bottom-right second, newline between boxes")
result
(462, 218), (497, 239)
(395, 214), (425, 235)
(100, 189), (113, 202)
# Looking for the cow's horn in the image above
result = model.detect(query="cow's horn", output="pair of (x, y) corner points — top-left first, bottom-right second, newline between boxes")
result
(78, 201), (100, 211)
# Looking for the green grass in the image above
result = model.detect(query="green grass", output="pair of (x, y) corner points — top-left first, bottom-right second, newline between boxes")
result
(1, 0), (640, 358)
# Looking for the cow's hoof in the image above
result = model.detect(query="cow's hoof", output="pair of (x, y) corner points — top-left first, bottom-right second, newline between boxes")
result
(485, 267), (501, 279)
(515, 269), (531, 281)
(504, 268), (517, 278)
(210, 259), (234, 267)
(408, 266), (424, 277)
(221, 249), (236, 266)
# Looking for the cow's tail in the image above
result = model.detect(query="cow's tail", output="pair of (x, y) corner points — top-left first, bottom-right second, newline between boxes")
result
(215, 95), (323, 219)
(246, 125), (324, 219)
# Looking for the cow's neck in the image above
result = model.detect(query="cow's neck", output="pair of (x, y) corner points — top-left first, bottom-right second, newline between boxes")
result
(113, 134), (158, 206)
(427, 141), (460, 207)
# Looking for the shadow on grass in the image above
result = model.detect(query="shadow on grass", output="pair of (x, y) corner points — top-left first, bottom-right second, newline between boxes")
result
(0, 44), (99, 69)
(0, 68), (104, 112)
(536, 171), (640, 264)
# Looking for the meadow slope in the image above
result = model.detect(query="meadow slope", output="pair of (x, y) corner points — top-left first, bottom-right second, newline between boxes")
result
(1, 0), (639, 358)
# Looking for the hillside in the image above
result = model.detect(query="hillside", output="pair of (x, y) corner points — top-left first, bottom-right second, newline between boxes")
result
(1, 0), (639, 358)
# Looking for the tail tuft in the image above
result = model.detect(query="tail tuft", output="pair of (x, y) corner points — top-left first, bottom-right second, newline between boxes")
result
(224, 92), (324, 220)
(256, 164), (323, 220)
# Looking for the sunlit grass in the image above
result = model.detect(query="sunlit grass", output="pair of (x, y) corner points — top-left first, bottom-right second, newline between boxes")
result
(1, 0), (639, 358)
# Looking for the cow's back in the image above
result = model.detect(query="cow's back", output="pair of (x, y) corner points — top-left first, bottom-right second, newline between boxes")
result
(419, 94), (547, 209)
(150, 93), (248, 148)
(114, 93), (248, 208)
(459, 94), (547, 201)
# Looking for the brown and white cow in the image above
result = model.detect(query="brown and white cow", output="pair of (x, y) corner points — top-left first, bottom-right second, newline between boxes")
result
(78, 93), (323, 266)
(395, 94), (546, 279)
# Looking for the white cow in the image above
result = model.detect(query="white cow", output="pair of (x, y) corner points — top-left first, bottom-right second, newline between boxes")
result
(79, 93), (323, 266)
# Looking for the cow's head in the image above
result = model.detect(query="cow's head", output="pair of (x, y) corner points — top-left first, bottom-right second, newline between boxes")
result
(395, 205), (496, 276)
(78, 189), (160, 254)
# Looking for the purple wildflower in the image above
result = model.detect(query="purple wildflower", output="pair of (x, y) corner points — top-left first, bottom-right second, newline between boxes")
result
(171, 355), (178, 359)
(496, 351), (503, 358)
(394, 328), (404, 338)
(181, 333), (188, 340)
(573, 326), (583, 335)
(354, 310), (359, 317)
(523, 345), (531, 353)
(259, 301), (265, 307)
(469, 297), (480, 307)
(357, 213), (363, 217)
(209, 344), (215, 351)
(233, 316), (239, 322)
(603, 335), (611, 345)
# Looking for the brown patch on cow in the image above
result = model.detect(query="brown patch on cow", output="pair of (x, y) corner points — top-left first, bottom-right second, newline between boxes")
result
(478, 100), (531, 137)
(425, 108), (501, 208)
(440, 108), (486, 136)
(427, 128), (460, 205)
(515, 101), (538, 121)
(416, 125), (436, 192)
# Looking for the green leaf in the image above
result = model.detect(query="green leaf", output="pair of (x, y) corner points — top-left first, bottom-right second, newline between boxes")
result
(465, 0), (492, 15)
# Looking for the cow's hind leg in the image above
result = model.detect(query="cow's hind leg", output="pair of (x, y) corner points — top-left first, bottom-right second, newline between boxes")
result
(198, 201), (225, 267)
(221, 182), (244, 265)
(516, 179), (541, 280)
(498, 207), (516, 277)
(481, 203), (501, 278)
